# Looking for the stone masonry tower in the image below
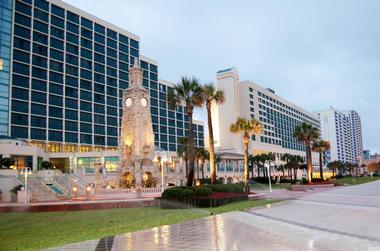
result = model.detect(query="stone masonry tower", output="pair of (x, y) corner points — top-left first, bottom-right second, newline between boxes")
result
(119, 63), (156, 188)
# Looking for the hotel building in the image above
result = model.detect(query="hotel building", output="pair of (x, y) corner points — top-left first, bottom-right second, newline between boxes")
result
(208, 67), (320, 182)
(0, 0), (204, 172)
(316, 107), (363, 164)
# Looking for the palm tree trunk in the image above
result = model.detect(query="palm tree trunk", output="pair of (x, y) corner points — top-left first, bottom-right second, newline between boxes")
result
(201, 161), (205, 179)
(243, 138), (250, 192)
(186, 108), (195, 187)
(306, 142), (312, 182)
(257, 165), (261, 178)
(196, 159), (200, 180)
(294, 168), (297, 180)
(206, 103), (217, 184)
(319, 151), (324, 180)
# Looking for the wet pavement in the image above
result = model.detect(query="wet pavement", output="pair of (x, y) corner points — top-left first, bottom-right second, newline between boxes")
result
(45, 180), (380, 251)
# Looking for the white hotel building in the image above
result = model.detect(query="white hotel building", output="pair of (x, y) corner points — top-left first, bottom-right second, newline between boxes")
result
(207, 67), (320, 181)
(316, 107), (363, 164)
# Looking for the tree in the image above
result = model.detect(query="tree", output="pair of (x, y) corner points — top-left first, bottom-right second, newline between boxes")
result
(230, 117), (263, 192)
(177, 137), (189, 177)
(281, 154), (304, 180)
(276, 164), (286, 178)
(168, 77), (203, 186)
(202, 83), (224, 184)
(40, 160), (53, 170)
(312, 140), (330, 180)
(1, 157), (15, 169)
(198, 148), (209, 179)
(327, 161), (343, 177)
(294, 122), (320, 183)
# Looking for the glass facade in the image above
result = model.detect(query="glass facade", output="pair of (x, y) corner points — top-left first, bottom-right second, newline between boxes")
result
(0, 0), (13, 135)
(8, 0), (204, 152)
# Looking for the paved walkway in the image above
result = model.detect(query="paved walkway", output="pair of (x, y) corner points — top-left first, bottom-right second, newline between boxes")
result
(46, 181), (380, 251)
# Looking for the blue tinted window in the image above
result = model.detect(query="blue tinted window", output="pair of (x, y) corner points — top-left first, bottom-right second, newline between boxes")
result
(14, 37), (30, 51)
(81, 48), (92, 60)
(80, 79), (92, 91)
(94, 114), (105, 124)
(50, 60), (63, 72)
(11, 126), (28, 138)
(80, 69), (92, 80)
(94, 84), (104, 94)
(50, 37), (64, 50)
(50, 50), (63, 62)
(107, 38), (117, 48)
(49, 106), (63, 118)
(31, 103), (46, 115)
(66, 76), (78, 87)
(15, 13), (31, 27)
(80, 122), (92, 133)
(107, 48), (117, 58)
(65, 109), (78, 120)
(130, 48), (138, 57)
(94, 43), (105, 54)
(15, 1), (32, 15)
(119, 34), (129, 45)
(65, 97), (78, 109)
(119, 53), (128, 63)
(14, 25), (31, 39)
(95, 23), (105, 34)
(65, 132), (78, 143)
(107, 117), (117, 126)
(107, 106), (117, 116)
(94, 135), (105, 145)
(94, 103), (104, 113)
(94, 53), (105, 64)
(13, 50), (29, 64)
(35, 0), (49, 11)
(67, 22), (79, 34)
(130, 39), (139, 49)
(107, 96), (117, 107)
(95, 33), (105, 44)
(81, 27), (92, 39)
(81, 38), (92, 49)
(66, 54), (78, 66)
(49, 83), (63, 95)
(67, 11), (79, 23)
(49, 130), (63, 142)
(33, 20), (48, 34)
(150, 64), (158, 73)
(66, 32), (78, 44)
(94, 63), (104, 74)
(94, 125), (105, 135)
(33, 31), (48, 45)
(13, 62), (29, 76)
(80, 91), (92, 101)
(80, 134), (92, 144)
(65, 121), (77, 131)
(51, 16), (65, 28)
(51, 4), (65, 18)
(107, 29), (117, 39)
(65, 65), (77, 77)
(33, 43), (47, 56)
(80, 58), (92, 70)
(31, 91), (46, 103)
(49, 94), (63, 106)
(12, 100), (28, 113)
(107, 137), (117, 146)
(80, 112), (92, 122)
(51, 26), (64, 39)
(49, 118), (62, 130)
(12, 113), (28, 125)
(80, 101), (92, 112)
(31, 128), (46, 140)
(66, 43), (78, 54)
(31, 55), (46, 68)
(107, 126), (117, 136)
(31, 116), (46, 127)
(34, 8), (48, 22)
(49, 71), (63, 83)
(65, 87), (77, 98)
(81, 18), (93, 29)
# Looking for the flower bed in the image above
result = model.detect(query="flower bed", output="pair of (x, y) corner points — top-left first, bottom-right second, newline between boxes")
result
(156, 184), (251, 209)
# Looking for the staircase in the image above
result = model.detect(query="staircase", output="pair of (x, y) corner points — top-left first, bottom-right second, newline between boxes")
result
(16, 175), (59, 202)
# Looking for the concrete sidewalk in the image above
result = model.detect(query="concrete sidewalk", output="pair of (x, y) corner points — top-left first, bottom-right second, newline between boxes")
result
(45, 181), (380, 250)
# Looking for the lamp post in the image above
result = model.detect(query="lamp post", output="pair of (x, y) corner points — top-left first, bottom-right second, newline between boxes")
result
(267, 162), (272, 193)
(20, 167), (32, 204)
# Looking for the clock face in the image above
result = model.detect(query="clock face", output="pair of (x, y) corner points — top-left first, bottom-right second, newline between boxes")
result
(141, 98), (148, 107)
(125, 98), (132, 107)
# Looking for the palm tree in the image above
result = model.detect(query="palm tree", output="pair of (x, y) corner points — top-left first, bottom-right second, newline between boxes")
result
(202, 83), (225, 184)
(312, 140), (330, 180)
(294, 122), (320, 183)
(0, 157), (15, 169)
(230, 117), (263, 192)
(281, 154), (304, 180)
(198, 148), (209, 179)
(327, 160), (342, 177)
(177, 137), (189, 177)
(168, 77), (203, 186)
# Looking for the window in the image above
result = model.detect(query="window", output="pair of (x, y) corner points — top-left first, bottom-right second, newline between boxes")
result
(81, 27), (92, 39)
(31, 116), (46, 127)
(14, 37), (30, 51)
(13, 62), (29, 76)
(50, 37), (64, 50)
(15, 13), (31, 27)
(31, 104), (46, 116)
(11, 113), (28, 125)
(49, 130), (63, 142)
(49, 106), (63, 118)
(12, 100), (28, 113)
(66, 32), (78, 44)
(11, 126), (28, 139)
(31, 128), (46, 140)
(130, 39), (139, 49)
(81, 17), (93, 29)
(66, 132), (78, 143)
(34, 20), (48, 34)
(15, 1), (32, 16)
(51, 4), (65, 18)
(67, 11), (79, 23)
(51, 27), (64, 39)
(65, 109), (78, 120)
(13, 87), (29, 100)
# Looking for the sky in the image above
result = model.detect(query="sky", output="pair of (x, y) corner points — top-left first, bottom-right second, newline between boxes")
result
(65, 0), (380, 153)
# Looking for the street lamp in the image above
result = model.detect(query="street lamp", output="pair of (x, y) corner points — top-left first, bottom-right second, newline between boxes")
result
(266, 162), (272, 193)
(154, 151), (167, 193)
(20, 167), (32, 204)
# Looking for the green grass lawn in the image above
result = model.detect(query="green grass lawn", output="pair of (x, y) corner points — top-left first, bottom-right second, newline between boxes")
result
(335, 176), (380, 185)
(0, 199), (279, 251)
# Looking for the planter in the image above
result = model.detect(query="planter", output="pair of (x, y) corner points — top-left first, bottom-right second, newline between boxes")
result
(156, 192), (249, 209)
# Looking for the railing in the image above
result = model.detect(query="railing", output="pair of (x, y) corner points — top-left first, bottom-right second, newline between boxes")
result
(94, 187), (162, 199)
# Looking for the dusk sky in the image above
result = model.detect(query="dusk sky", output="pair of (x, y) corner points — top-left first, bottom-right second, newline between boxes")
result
(65, 0), (380, 153)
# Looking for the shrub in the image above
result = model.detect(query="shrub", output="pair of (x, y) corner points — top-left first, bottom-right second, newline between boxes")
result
(311, 178), (323, 183)
(161, 187), (194, 200)
(279, 178), (291, 183)
(193, 186), (212, 197)
(204, 183), (244, 193)
(252, 177), (275, 184)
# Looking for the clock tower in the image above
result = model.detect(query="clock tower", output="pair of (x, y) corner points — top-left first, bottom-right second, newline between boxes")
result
(119, 63), (156, 188)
